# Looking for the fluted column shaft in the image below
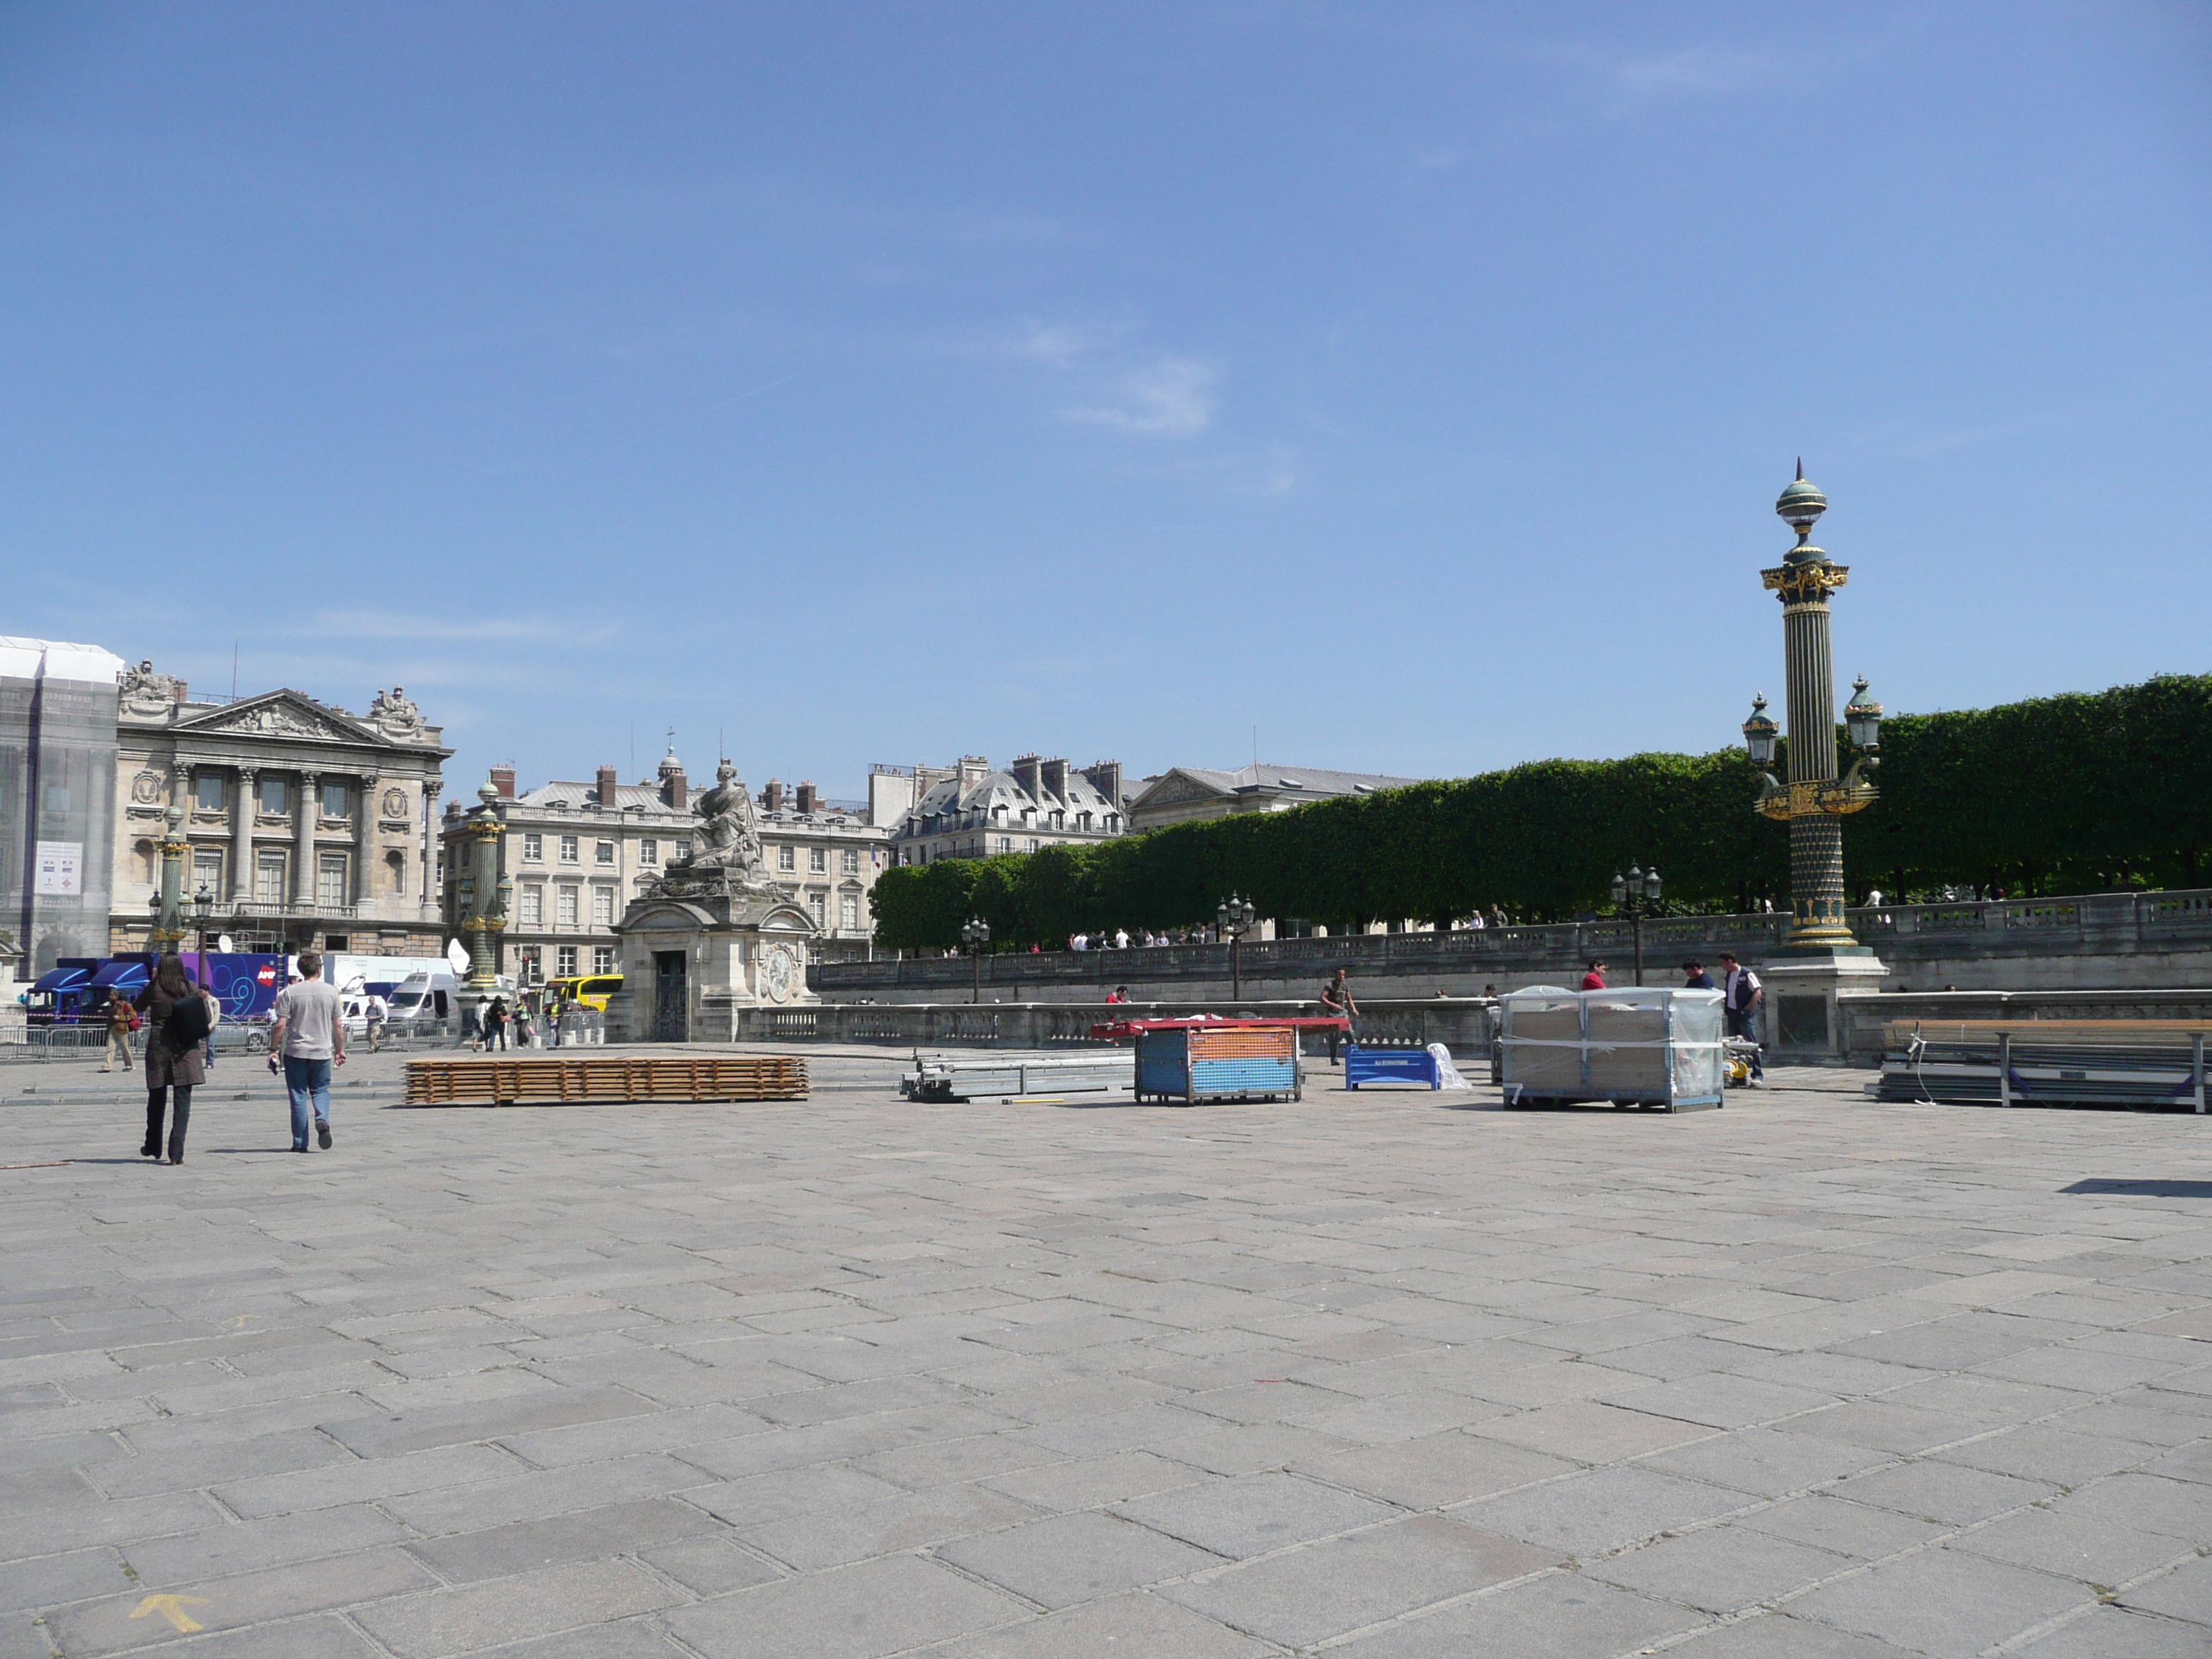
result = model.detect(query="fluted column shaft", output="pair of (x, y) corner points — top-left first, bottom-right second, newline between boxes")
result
(1782, 597), (1850, 945)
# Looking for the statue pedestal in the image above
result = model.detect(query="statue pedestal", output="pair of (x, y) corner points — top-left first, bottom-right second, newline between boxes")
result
(1760, 948), (1889, 1064)
(606, 869), (817, 1043)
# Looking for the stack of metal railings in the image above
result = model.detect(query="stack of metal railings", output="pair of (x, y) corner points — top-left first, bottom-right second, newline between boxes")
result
(1878, 1020), (2208, 1112)
(901, 1052), (1130, 1102)
(405, 1054), (809, 1107)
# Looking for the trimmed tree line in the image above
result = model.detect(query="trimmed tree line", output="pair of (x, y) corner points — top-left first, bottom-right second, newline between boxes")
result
(869, 674), (2212, 951)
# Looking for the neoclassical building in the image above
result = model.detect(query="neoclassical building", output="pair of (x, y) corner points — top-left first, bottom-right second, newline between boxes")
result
(441, 747), (894, 985)
(109, 663), (451, 956)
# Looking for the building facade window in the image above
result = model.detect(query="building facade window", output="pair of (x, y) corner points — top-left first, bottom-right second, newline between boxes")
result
(191, 848), (223, 894)
(317, 853), (348, 909)
(809, 846), (827, 873)
(996, 837), (1012, 855)
(778, 845), (796, 871)
(590, 886), (614, 927)
(256, 850), (286, 902)
(518, 945), (541, 983)
(807, 892), (826, 927)
(674, 838), (691, 861)
(523, 832), (543, 860)
(841, 848), (860, 875)
(1026, 838), (1040, 853)
(194, 773), (225, 811)
(595, 840), (615, 865)
(520, 884), (544, 927)
(840, 895), (860, 930)
(557, 885), (579, 927)
(639, 838), (657, 864)
(592, 946), (615, 974)
(557, 945), (577, 976)
(559, 835), (579, 863)
(258, 775), (287, 814)
(320, 781), (349, 818)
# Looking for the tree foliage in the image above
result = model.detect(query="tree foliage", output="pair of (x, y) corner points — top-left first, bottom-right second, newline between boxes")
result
(871, 675), (2212, 950)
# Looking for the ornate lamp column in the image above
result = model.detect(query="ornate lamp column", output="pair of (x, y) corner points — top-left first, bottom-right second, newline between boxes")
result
(460, 782), (508, 992)
(1745, 464), (1888, 1060)
(148, 806), (189, 951)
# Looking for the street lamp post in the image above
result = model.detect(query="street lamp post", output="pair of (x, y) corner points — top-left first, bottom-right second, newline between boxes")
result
(456, 781), (508, 1036)
(960, 917), (991, 1003)
(192, 885), (215, 963)
(1745, 464), (1883, 948)
(148, 806), (188, 952)
(1216, 894), (1256, 1002)
(1608, 864), (1663, 987)
(1740, 464), (1889, 1056)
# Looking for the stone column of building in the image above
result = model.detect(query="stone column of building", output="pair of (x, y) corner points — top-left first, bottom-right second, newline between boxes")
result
(421, 781), (441, 917)
(230, 767), (256, 904)
(354, 774), (379, 906)
(294, 770), (319, 908)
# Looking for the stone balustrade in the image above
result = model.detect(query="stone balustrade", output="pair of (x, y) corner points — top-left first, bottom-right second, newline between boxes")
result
(811, 889), (2212, 1003)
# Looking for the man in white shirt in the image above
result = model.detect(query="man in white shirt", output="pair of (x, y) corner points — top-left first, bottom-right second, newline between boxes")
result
(1717, 953), (1764, 1084)
(268, 952), (347, 1151)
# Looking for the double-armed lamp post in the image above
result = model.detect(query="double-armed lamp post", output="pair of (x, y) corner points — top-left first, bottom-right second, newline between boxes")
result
(1216, 894), (1256, 1001)
(1609, 864), (1662, 986)
(960, 916), (991, 1004)
(1741, 466), (1884, 951)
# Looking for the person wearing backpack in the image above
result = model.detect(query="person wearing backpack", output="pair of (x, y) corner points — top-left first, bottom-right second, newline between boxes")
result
(267, 952), (346, 1151)
(132, 953), (207, 1163)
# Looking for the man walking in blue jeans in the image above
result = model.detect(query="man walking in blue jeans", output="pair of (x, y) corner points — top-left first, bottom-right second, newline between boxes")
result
(267, 952), (346, 1150)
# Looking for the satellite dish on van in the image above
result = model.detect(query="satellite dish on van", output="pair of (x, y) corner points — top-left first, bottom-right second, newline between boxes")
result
(217, 935), (235, 954)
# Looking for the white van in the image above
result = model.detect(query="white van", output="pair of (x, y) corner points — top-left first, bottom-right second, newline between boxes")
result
(385, 972), (459, 1033)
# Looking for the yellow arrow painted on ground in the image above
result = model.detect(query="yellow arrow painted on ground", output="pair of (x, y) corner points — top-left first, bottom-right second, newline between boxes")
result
(130, 1594), (208, 1632)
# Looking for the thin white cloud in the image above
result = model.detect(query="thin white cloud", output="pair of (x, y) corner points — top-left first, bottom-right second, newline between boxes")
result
(1010, 321), (1094, 366)
(1063, 357), (1218, 438)
(1617, 45), (1777, 95)
(307, 610), (612, 644)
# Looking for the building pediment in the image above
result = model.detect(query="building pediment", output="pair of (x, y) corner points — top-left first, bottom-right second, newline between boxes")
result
(173, 691), (380, 748)
(1129, 769), (1233, 810)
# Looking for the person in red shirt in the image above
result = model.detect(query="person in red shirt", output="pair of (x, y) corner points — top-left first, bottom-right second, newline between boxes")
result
(1580, 959), (1608, 991)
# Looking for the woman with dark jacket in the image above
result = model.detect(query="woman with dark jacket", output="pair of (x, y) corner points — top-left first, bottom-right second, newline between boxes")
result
(132, 953), (208, 1164)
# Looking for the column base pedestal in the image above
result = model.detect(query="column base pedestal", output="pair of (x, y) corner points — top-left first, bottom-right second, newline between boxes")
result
(1759, 948), (1889, 1064)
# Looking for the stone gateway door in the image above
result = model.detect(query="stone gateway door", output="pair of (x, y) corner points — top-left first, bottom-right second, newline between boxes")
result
(653, 950), (688, 1042)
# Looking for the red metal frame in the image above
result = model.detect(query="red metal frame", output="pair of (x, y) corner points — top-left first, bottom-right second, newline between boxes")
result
(1089, 1015), (1350, 1042)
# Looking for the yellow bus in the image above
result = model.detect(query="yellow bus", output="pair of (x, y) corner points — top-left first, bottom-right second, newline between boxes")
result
(548, 974), (623, 1012)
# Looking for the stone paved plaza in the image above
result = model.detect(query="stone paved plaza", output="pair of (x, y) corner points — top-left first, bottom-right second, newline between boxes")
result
(4, 1047), (2211, 1658)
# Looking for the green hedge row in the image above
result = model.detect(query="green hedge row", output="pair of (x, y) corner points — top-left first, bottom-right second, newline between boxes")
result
(870, 674), (2212, 950)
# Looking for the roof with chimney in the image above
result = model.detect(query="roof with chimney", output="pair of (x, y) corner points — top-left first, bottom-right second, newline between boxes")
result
(890, 757), (1124, 841)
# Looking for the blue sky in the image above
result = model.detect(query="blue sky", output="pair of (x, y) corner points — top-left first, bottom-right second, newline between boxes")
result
(4, 2), (2206, 801)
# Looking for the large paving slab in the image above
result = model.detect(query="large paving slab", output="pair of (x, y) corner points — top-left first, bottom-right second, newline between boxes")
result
(2, 1046), (2211, 1655)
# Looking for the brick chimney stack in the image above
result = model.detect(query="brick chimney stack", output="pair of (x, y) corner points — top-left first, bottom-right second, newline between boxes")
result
(1011, 754), (1043, 805)
(1083, 760), (1123, 806)
(1040, 757), (1069, 802)
(796, 781), (818, 815)
(173, 680), (188, 703)
(596, 765), (619, 808)
(490, 765), (517, 799)
(762, 779), (784, 812)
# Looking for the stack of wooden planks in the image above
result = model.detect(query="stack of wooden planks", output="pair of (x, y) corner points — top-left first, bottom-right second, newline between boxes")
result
(405, 1055), (809, 1107)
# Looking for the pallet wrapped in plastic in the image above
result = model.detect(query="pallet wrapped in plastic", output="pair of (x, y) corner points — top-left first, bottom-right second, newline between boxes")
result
(1498, 986), (1726, 1111)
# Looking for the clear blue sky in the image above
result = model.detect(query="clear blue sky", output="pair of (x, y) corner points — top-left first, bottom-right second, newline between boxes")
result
(5, 3), (2206, 801)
